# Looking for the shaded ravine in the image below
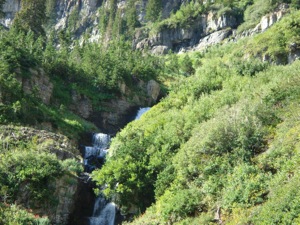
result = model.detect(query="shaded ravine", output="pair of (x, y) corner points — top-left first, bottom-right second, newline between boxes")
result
(70, 107), (151, 225)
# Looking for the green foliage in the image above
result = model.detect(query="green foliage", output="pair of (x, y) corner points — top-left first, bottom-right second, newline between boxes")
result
(77, 38), (161, 90)
(0, 0), (5, 18)
(237, 0), (293, 32)
(45, 0), (57, 26)
(0, 149), (62, 204)
(154, 1), (205, 30)
(158, 188), (203, 223)
(291, 0), (300, 8)
(251, 172), (300, 224)
(92, 9), (300, 224)
(0, 17), (162, 137)
(13, 0), (47, 37)
(222, 164), (270, 208)
(67, 6), (80, 32)
(61, 158), (84, 175)
(125, 0), (140, 34)
(145, 0), (162, 22)
(180, 54), (195, 76)
(0, 204), (50, 225)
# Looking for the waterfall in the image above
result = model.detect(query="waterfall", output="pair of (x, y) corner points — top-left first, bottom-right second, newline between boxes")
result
(89, 197), (116, 225)
(84, 133), (110, 173)
(86, 107), (150, 225)
(134, 107), (151, 120)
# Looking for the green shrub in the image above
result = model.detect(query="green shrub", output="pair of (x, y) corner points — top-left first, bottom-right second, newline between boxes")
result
(0, 150), (62, 204)
(61, 158), (83, 175)
(0, 204), (50, 225)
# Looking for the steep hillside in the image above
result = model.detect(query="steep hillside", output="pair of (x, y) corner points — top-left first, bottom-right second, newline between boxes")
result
(1, 0), (300, 224)
(92, 9), (300, 224)
(1, 0), (295, 52)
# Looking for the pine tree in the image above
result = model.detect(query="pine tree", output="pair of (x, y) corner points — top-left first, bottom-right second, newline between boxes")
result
(181, 55), (195, 76)
(126, 0), (139, 35)
(145, 0), (162, 22)
(292, 0), (300, 9)
(112, 9), (124, 37)
(0, 0), (6, 18)
(13, 0), (46, 37)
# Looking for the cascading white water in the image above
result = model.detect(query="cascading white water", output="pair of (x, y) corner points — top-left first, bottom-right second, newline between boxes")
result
(89, 197), (116, 225)
(87, 107), (150, 225)
(84, 133), (110, 172)
(134, 107), (151, 120)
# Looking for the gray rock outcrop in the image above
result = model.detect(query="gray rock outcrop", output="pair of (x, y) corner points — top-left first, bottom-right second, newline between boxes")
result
(0, 125), (81, 225)
(196, 28), (232, 50)
(134, 12), (238, 53)
(288, 43), (300, 64)
(0, 125), (79, 158)
(0, 0), (291, 54)
(147, 79), (160, 102)
(0, 0), (20, 27)
(236, 4), (289, 38)
(22, 68), (54, 105)
(70, 91), (93, 119)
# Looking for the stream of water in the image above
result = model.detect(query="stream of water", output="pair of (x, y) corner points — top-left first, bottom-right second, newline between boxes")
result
(83, 107), (151, 225)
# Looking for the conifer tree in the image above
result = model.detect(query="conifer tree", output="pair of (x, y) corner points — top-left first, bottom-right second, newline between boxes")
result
(13, 0), (46, 37)
(0, 0), (6, 18)
(292, 0), (300, 9)
(112, 9), (123, 37)
(126, 0), (139, 34)
(181, 55), (195, 76)
(145, 0), (162, 22)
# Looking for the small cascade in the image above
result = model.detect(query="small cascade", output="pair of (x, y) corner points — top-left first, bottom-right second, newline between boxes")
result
(84, 133), (110, 173)
(89, 196), (116, 225)
(83, 107), (150, 225)
(134, 107), (151, 120)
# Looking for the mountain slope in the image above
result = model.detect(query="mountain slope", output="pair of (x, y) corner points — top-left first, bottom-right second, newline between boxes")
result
(92, 9), (300, 224)
(1, 0), (300, 224)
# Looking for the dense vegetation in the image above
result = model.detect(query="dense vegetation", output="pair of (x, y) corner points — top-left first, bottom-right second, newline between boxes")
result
(0, 15), (162, 139)
(1, 0), (300, 224)
(0, 0), (162, 222)
(92, 9), (300, 224)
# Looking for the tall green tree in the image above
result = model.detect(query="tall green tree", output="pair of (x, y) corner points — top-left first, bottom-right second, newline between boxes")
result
(145, 0), (162, 22)
(0, 0), (6, 18)
(292, 0), (300, 8)
(13, 0), (46, 37)
(126, 0), (139, 35)
(181, 54), (195, 76)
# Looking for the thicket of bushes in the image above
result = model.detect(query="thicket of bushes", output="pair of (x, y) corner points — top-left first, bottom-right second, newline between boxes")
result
(92, 10), (300, 224)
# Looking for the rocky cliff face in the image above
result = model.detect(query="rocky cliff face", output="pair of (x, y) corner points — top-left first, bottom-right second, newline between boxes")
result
(134, 4), (291, 53)
(91, 79), (161, 133)
(54, 0), (102, 38)
(15, 66), (160, 134)
(1, 0), (20, 27)
(235, 3), (289, 39)
(1, 0), (102, 40)
(1, 0), (291, 53)
(0, 125), (81, 225)
(134, 11), (238, 53)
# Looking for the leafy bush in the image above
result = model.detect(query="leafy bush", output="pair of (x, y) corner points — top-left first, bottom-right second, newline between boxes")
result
(61, 158), (83, 175)
(92, 9), (300, 222)
(0, 204), (50, 225)
(222, 164), (270, 208)
(158, 188), (203, 223)
(0, 149), (62, 204)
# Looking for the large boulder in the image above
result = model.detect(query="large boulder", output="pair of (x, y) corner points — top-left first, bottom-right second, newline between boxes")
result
(147, 80), (161, 102)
